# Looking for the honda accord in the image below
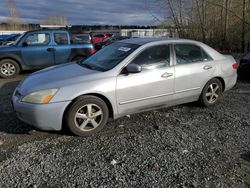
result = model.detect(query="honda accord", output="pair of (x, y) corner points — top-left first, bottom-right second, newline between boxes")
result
(12, 38), (237, 136)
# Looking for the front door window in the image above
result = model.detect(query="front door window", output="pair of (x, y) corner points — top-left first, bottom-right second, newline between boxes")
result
(131, 45), (170, 70)
(25, 33), (50, 46)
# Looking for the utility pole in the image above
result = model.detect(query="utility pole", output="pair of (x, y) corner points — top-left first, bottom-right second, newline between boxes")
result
(6, 0), (20, 30)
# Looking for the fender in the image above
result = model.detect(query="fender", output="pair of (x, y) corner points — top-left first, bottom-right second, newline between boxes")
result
(0, 53), (26, 69)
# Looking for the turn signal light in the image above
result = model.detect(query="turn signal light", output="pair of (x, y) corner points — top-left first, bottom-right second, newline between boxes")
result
(42, 95), (53, 104)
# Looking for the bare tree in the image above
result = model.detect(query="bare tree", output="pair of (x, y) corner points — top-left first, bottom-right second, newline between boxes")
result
(156, 0), (250, 53)
(241, 0), (247, 53)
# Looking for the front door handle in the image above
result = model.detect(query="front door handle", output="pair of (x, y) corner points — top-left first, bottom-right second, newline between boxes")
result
(203, 65), (213, 70)
(47, 48), (55, 52)
(161, 72), (173, 78)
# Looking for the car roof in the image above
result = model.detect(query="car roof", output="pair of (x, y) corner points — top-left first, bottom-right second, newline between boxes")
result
(120, 37), (199, 45)
(119, 37), (225, 60)
(25, 29), (69, 34)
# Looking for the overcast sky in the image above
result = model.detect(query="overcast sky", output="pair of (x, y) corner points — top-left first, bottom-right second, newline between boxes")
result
(0, 0), (159, 25)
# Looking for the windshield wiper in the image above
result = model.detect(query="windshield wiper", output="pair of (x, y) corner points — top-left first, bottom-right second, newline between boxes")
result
(76, 61), (93, 70)
(81, 63), (94, 70)
(77, 61), (107, 72)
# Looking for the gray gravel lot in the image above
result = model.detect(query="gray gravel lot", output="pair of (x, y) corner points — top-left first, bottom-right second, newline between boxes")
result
(0, 75), (249, 187)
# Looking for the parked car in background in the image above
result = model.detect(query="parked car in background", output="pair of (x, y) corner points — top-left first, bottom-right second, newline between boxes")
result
(0, 34), (21, 46)
(94, 37), (113, 50)
(0, 34), (13, 45)
(91, 33), (110, 44)
(73, 34), (92, 44)
(94, 35), (130, 50)
(0, 29), (96, 78)
(12, 38), (237, 136)
(238, 54), (250, 78)
(111, 35), (130, 41)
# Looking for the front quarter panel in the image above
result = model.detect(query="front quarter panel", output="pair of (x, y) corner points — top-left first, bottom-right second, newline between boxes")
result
(50, 76), (118, 117)
(0, 47), (24, 65)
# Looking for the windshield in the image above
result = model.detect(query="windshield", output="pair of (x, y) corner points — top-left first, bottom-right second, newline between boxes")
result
(80, 42), (139, 71)
(13, 33), (25, 46)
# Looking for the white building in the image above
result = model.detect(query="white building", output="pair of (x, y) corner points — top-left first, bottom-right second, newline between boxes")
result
(120, 29), (179, 38)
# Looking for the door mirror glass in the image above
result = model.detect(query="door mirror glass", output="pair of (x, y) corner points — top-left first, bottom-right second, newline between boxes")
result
(126, 64), (142, 73)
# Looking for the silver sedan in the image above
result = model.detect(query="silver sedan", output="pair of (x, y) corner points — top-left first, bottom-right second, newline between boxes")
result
(12, 38), (237, 136)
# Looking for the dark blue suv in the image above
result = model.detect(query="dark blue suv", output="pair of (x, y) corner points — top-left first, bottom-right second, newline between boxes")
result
(0, 29), (96, 78)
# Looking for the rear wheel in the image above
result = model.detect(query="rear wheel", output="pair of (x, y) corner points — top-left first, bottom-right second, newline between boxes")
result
(66, 96), (109, 136)
(199, 78), (223, 107)
(0, 59), (20, 78)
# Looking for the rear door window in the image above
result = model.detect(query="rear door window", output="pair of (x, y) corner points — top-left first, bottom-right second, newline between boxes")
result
(54, 33), (69, 45)
(174, 44), (212, 64)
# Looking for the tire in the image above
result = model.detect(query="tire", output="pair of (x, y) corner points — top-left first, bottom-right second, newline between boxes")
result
(66, 95), (109, 136)
(0, 59), (20, 78)
(199, 78), (223, 107)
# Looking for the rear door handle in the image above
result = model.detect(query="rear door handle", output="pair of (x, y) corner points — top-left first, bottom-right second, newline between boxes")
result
(161, 72), (173, 78)
(203, 65), (213, 70)
(47, 48), (55, 52)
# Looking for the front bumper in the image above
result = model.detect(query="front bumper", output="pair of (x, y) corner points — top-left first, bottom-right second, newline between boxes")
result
(12, 94), (71, 131)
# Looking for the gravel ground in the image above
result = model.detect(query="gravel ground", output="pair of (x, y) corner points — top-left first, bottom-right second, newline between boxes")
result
(0, 76), (249, 188)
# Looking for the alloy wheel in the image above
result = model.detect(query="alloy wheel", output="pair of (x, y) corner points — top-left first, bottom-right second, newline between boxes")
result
(74, 104), (103, 132)
(205, 83), (220, 104)
(0, 63), (16, 76)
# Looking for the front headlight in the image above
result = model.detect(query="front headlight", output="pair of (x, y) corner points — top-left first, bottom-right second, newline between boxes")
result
(22, 89), (58, 104)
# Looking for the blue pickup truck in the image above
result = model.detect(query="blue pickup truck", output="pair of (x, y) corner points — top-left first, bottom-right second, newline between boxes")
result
(0, 29), (96, 78)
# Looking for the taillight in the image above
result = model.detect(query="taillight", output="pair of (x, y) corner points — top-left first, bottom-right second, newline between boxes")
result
(90, 48), (96, 54)
(232, 63), (238, 69)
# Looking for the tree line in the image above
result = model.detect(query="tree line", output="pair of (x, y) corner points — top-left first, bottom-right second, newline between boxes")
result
(155, 0), (250, 53)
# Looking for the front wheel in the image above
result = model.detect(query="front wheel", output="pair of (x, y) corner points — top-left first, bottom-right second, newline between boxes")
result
(66, 96), (109, 136)
(199, 78), (223, 107)
(0, 59), (20, 78)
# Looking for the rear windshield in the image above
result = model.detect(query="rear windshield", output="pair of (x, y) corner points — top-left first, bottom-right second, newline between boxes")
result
(80, 42), (139, 71)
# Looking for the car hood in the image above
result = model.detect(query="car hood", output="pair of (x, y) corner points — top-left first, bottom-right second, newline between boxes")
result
(0, 45), (12, 49)
(0, 45), (18, 51)
(18, 62), (100, 95)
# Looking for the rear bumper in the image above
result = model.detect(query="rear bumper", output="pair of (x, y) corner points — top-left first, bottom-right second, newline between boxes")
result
(12, 95), (71, 131)
(224, 73), (237, 91)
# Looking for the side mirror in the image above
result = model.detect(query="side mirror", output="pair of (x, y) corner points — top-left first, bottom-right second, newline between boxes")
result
(22, 42), (28, 47)
(126, 64), (142, 74)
